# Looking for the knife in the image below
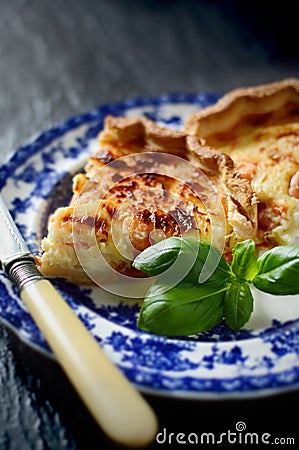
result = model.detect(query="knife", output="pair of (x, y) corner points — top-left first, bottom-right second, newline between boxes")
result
(0, 193), (158, 448)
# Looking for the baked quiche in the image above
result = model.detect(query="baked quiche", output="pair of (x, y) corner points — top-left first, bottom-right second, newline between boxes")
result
(185, 78), (299, 249)
(38, 116), (256, 284)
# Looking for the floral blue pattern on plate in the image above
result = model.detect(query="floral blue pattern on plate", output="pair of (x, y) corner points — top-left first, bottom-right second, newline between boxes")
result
(1, 93), (299, 399)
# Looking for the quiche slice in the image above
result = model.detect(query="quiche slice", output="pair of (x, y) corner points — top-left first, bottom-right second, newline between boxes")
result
(184, 78), (299, 249)
(38, 116), (256, 284)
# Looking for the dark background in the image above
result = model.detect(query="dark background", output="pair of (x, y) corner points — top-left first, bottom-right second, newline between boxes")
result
(1, 0), (299, 448)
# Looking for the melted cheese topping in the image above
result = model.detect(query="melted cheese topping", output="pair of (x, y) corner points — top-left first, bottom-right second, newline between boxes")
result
(210, 122), (299, 246)
(38, 116), (257, 284)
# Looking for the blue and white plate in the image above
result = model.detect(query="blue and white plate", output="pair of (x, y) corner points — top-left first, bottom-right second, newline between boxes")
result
(1, 93), (299, 399)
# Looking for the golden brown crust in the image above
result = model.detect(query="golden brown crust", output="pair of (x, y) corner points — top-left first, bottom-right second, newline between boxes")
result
(99, 116), (258, 245)
(98, 115), (188, 156)
(184, 78), (299, 249)
(184, 78), (299, 144)
(186, 136), (257, 249)
(38, 116), (257, 283)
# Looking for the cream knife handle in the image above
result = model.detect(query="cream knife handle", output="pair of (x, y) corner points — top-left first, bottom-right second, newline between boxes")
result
(20, 278), (158, 448)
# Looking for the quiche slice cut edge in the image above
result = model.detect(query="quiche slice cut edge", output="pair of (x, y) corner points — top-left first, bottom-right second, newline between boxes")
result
(37, 116), (257, 285)
(184, 78), (299, 249)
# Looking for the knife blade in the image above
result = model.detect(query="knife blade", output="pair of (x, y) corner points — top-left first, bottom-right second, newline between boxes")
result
(0, 193), (158, 447)
(0, 194), (33, 268)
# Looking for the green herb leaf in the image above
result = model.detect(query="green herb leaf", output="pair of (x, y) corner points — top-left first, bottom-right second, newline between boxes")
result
(133, 237), (231, 285)
(135, 235), (299, 337)
(253, 246), (299, 295)
(137, 280), (227, 336)
(223, 279), (253, 330)
(133, 236), (199, 276)
(231, 239), (258, 280)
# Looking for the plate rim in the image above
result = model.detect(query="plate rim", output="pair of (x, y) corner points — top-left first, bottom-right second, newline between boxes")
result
(1, 92), (299, 400)
(0, 91), (220, 188)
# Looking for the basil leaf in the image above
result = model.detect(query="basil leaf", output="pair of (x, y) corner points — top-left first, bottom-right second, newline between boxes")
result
(231, 239), (258, 280)
(189, 242), (231, 285)
(223, 279), (253, 330)
(138, 280), (227, 336)
(133, 236), (198, 276)
(133, 236), (231, 285)
(253, 246), (299, 295)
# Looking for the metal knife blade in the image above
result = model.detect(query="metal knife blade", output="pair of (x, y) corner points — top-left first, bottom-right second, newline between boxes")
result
(0, 193), (33, 270)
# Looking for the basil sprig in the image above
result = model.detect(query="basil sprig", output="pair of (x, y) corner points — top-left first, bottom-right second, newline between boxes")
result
(133, 237), (299, 336)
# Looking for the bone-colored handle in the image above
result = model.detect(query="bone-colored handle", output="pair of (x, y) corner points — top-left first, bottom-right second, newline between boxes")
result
(21, 279), (158, 448)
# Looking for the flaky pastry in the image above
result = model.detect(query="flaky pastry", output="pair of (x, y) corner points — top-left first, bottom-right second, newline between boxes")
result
(38, 116), (257, 284)
(185, 78), (299, 248)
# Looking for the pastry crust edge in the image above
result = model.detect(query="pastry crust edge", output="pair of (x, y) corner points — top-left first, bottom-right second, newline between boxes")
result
(184, 78), (299, 139)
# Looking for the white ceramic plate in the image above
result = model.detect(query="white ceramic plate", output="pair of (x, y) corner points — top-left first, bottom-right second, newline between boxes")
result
(1, 93), (299, 399)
